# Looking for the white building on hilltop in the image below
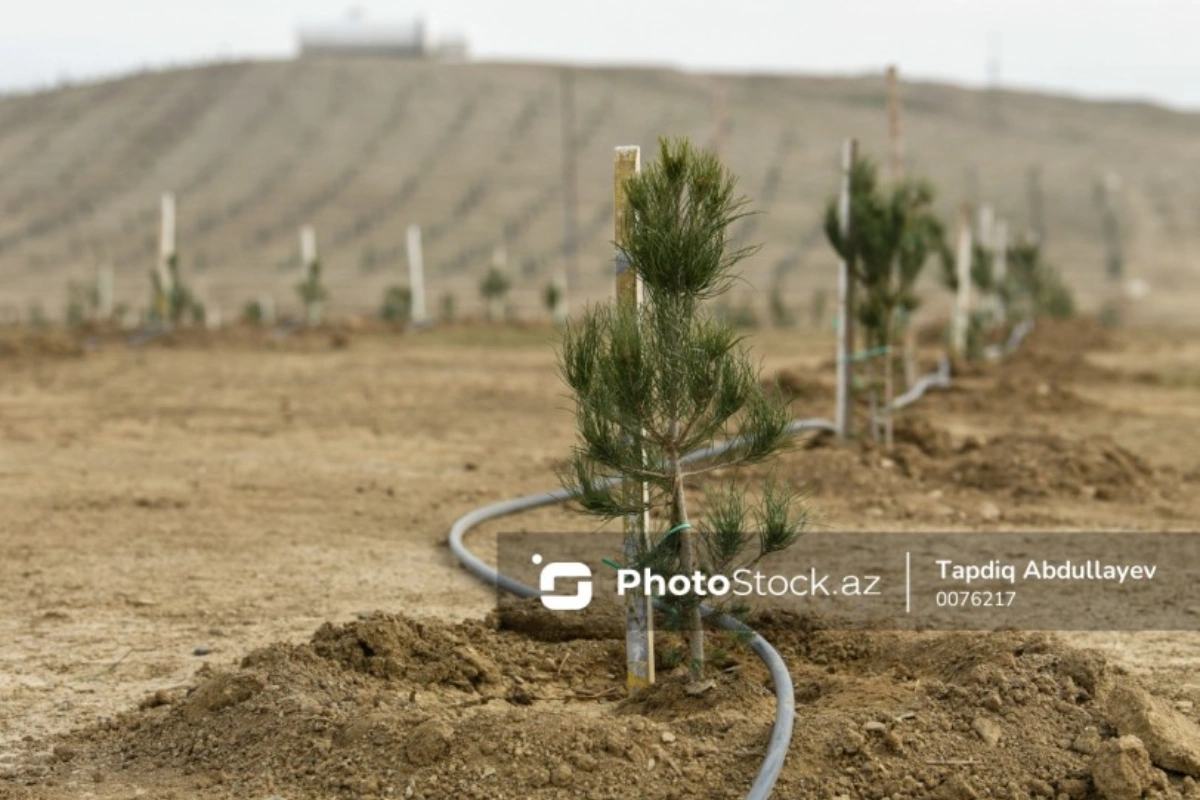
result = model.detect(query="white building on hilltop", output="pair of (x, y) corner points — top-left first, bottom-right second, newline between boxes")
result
(297, 12), (468, 61)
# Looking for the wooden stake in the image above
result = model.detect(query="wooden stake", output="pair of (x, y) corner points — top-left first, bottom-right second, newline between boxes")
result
(300, 225), (317, 267)
(903, 323), (917, 389)
(259, 293), (276, 326)
(614, 145), (654, 693)
(487, 244), (508, 321)
(154, 192), (176, 321)
(159, 192), (176, 285)
(406, 224), (427, 325)
(886, 65), (905, 182)
(551, 269), (568, 324)
(835, 138), (858, 440)
(884, 66), (904, 445)
(711, 79), (729, 160)
(1026, 165), (1046, 245)
(300, 226), (322, 326)
(1099, 171), (1124, 283)
(993, 219), (1008, 324)
(96, 265), (114, 321)
(560, 70), (580, 310)
(952, 205), (973, 358)
(978, 204), (995, 251)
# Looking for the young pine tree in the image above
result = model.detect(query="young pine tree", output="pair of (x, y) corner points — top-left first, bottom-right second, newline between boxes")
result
(479, 267), (511, 321)
(825, 156), (943, 448)
(150, 254), (203, 326)
(543, 279), (564, 323)
(560, 138), (807, 678)
(1001, 237), (1075, 322)
(381, 285), (413, 323)
(767, 278), (794, 328)
(297, 258), (328, 327)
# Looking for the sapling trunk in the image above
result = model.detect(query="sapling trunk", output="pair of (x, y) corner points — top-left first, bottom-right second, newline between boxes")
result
(868, 387), (879, 444)
(952, 209), (973, 358)
(902, 323), (917, 390)
(826, 153), (944, 448)
(406, 224), (426, 325)
(297, 227), (326, 327)
(834, 139), (857, 440)
(669, 457), (703, 676)
(883, 310), (895, 450)
(96, 265), (114, 321)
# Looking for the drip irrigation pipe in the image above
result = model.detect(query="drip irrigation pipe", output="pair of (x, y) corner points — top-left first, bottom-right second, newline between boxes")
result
(447, 322), (1033, 799)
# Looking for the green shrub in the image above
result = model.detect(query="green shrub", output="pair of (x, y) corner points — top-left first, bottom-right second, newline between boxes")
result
(479, 267), (511, 321)
(381, 286), (413, 323)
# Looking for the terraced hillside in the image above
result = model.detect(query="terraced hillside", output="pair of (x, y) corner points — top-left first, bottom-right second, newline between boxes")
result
(1, 58), (1199, 322)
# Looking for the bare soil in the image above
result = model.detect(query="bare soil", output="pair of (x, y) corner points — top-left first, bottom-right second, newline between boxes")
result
(1, 319), (1198, 799)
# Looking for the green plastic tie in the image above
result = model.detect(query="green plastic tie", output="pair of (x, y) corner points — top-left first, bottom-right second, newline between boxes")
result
(849, 345), (892, 362)
(654, 522), (693, 549)
(604, 523), (693, 571)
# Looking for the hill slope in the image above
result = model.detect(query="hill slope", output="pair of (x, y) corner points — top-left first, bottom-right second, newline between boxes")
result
(1, 59), (1198, 322)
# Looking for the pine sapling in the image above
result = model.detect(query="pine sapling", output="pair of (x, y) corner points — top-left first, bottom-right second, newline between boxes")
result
(297, 256), (327, 327)
(150, 253), (202, 326)
(543, 279), (563, 322)
(825, 156), (943, 448)
(1002, 236), (1074, 322)
(440, 292), (457, 323)
(936, 219), (1067, 355)
(242, 299), (266, 326)
(65, 279), (90, 327)
(297, 226), (326, 326)
(560, 137), (807, 678)
(767, 279), (794, 328)
(810, 287), (828, 329)
(479, 267), (511, 321)
(381, 285), (413, 323)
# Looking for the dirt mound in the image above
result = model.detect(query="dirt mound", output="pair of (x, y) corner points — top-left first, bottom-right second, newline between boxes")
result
(308, 614), (505, 691)
(768, 368), (836, 419)
(755, 623), (1199, 800)
(770, 369), (832, 402)
(922, 317), (1119, 387)
(916, 318), (953, 347)
(23, 613), (689, 800)
(935, 433), (1158, 501)
(995, 376), (1093, 413)
(766, 418), (1165, 507)
(1027, 317), (1116, 354)
(1001, 348), (1121, 386)
(16, 611), (1200, 800)
(492, 597), (625, 643)
(931, 376), (1094, 415)
(0, 330), (85, 360)
(892, 414), (955, 457)
(999, 318), (1121, 386)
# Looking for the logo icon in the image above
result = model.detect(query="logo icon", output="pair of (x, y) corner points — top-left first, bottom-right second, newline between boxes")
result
(534, 554), (593, 611)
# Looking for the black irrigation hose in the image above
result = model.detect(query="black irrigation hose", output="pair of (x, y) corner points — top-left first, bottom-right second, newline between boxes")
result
(447, 479), (799, 800)
(447, 321), (1034, 799)
(447, 420), (830, 800)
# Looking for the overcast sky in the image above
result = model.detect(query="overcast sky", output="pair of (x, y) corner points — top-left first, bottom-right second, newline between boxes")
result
(4, 0), (1199, 109)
